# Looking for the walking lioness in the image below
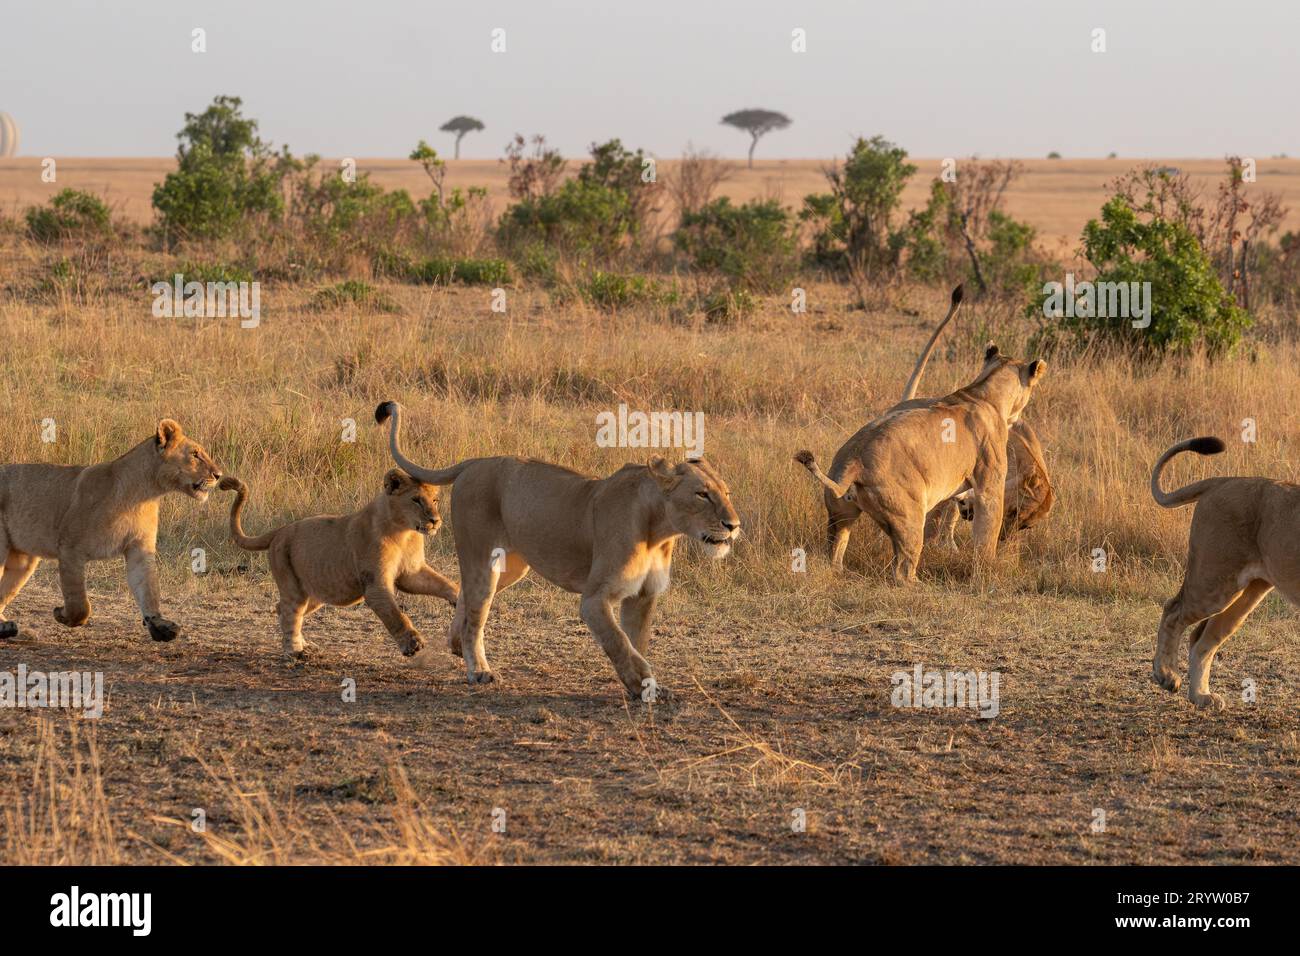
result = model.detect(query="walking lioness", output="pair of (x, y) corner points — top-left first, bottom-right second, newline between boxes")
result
(0, 419), (221, 642)
(1150, 436), (1297, 710)
(375, 401), (740, 700)
(218, 471), (458, 659)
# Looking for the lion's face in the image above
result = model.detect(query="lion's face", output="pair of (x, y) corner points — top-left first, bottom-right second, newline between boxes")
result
(383, 469), (443, 535)
(651, 457), (740, 559)
(154, 419), (222, 502)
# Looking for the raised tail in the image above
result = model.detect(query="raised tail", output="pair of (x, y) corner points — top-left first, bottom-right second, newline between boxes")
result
(1150, 436), (1227, 508)
(900, 284), (963, 402)
(217, 477), (275, 551)
(374, 401), (469, 486)
(794, 450), (857, 499)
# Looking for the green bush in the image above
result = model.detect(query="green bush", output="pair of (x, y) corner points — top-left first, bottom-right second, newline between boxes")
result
(408, 256), (510, 286)
(152, 95), (296, 241)
(311, 280), (398, 313)
(580, 270), (672, 310)
(155, 260), (255, 285)
(801, 135), (916, 276)
(499, 178), (633, 258)
(698, 287), (756, 323)
(25, 189), (112, 243)
(497, 139), (652, 259)
(1034, 190), (1250, 355)
(673, 197), (798, 293)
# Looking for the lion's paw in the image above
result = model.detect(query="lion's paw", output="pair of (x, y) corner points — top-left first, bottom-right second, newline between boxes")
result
(145, 616), (182, 642)
(399, 629), (425, 657)
(1191, 691), (1226, 711)
(1151, 667), (1182, 693)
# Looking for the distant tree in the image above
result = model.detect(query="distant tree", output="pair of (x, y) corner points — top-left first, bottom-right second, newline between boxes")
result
(721, 109), (791, 168)
(440, 115), (485, 159)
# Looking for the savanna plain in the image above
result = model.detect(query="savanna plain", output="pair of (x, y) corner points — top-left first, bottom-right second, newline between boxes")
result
(0, 159), (1298, 865)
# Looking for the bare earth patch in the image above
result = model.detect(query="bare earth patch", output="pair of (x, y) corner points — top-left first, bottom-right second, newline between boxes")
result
(2, 570), (1295, 865)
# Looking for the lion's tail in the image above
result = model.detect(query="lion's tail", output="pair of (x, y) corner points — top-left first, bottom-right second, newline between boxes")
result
(374, 401), (470, 486)
(1150, 436), (1228, 509)
(900, 284), (963, 402)
(217, 477), (275, 551)
(794, 450), (857, 499)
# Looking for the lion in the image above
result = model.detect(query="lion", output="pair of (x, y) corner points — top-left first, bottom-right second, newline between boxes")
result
(1149, 436), (1298, 710)
(374, 401), (740, 700)
(873, 283), (1055, 552)
(794, 345), (1046, 581)
(0, 419), (221, 642)
(928, 419), (1055, 549)
(218, 469), (458, 660)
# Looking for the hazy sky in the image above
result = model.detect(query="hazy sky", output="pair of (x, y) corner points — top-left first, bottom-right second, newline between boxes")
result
(2, 0), (1295, 159)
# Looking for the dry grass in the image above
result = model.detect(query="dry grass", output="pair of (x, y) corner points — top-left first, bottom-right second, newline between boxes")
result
(0, 232), (1298, 864)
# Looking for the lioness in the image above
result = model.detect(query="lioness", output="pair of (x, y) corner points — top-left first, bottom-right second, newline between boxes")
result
(894, 284), (1055, 548)
(218, 470), (458, 659)
(1150, 436), (1297, 710)
(795, 346), (1046, 581)
(0, 419), (221, 642)
(375, 401), (740, 699)
(929, 420), (1055, 548)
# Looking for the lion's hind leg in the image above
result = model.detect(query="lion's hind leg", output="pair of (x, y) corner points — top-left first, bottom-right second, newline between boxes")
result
(1186, 579), (1272, 710)
(0, 551), (40, 638)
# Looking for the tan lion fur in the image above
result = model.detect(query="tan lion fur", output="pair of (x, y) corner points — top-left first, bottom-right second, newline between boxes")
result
(1149, 436), (1298, 710)
(0, 419), (221, 642)
(218, 470), (458, 659)
(375, 401), (740, 700)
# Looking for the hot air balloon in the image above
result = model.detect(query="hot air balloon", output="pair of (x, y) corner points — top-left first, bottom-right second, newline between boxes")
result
(0, 113), (18, 158)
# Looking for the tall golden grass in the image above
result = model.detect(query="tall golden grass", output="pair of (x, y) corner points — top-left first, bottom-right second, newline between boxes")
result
(2, 274), (1295, 605)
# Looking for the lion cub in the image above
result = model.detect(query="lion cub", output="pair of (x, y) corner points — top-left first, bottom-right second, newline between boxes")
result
(0, 419), (221, 642)
(218, 470), (458, 659)
(1150, 437), (1297, 710)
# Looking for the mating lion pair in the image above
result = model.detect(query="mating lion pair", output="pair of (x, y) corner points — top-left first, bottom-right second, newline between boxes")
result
(795, 285), (1053, 581)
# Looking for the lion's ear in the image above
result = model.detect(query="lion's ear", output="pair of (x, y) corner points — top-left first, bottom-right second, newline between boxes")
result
(984, 344), (1000, 361)
(383, 468), (410, 495)
(647, 456), (679, 492)
(1026, 359), (1047, 382)
(156, 419), (183, 450)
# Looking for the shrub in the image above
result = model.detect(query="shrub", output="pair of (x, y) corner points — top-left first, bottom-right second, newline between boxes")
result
(25, 189), (112, 243)
(801, 135), (916, 277)
(698, 287), (756, 323)
(580, 270), (672, 310)
(408, 256), (510, 286)
(155, 260), (255, 285)
(673, 197), (798, 292)
(152, 95), (297, 242)
(311, 280), (398, 313)
(498, 138), (655, 259)
(1034, 187), (1250, 355)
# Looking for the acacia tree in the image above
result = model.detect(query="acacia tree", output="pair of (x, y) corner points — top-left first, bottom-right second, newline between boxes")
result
(721, 109), (791, 168)
(440, 115), (485, 159)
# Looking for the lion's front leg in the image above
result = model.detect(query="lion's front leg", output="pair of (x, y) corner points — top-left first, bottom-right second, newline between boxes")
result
(363, 579), (424, 657)
(581, 592), (665, 701)
(125, 545), (183, 642)
(969, 448), (1009, 568)
(53, 551), (92, 628)
(396, 565), (460, 606)
(619, 592), (659, 656)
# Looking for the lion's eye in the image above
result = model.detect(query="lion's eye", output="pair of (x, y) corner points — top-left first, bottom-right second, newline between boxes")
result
(696, 491), (710, 500)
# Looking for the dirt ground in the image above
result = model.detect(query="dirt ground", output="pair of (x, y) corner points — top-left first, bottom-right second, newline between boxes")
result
(3, 560), (1296, 865)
